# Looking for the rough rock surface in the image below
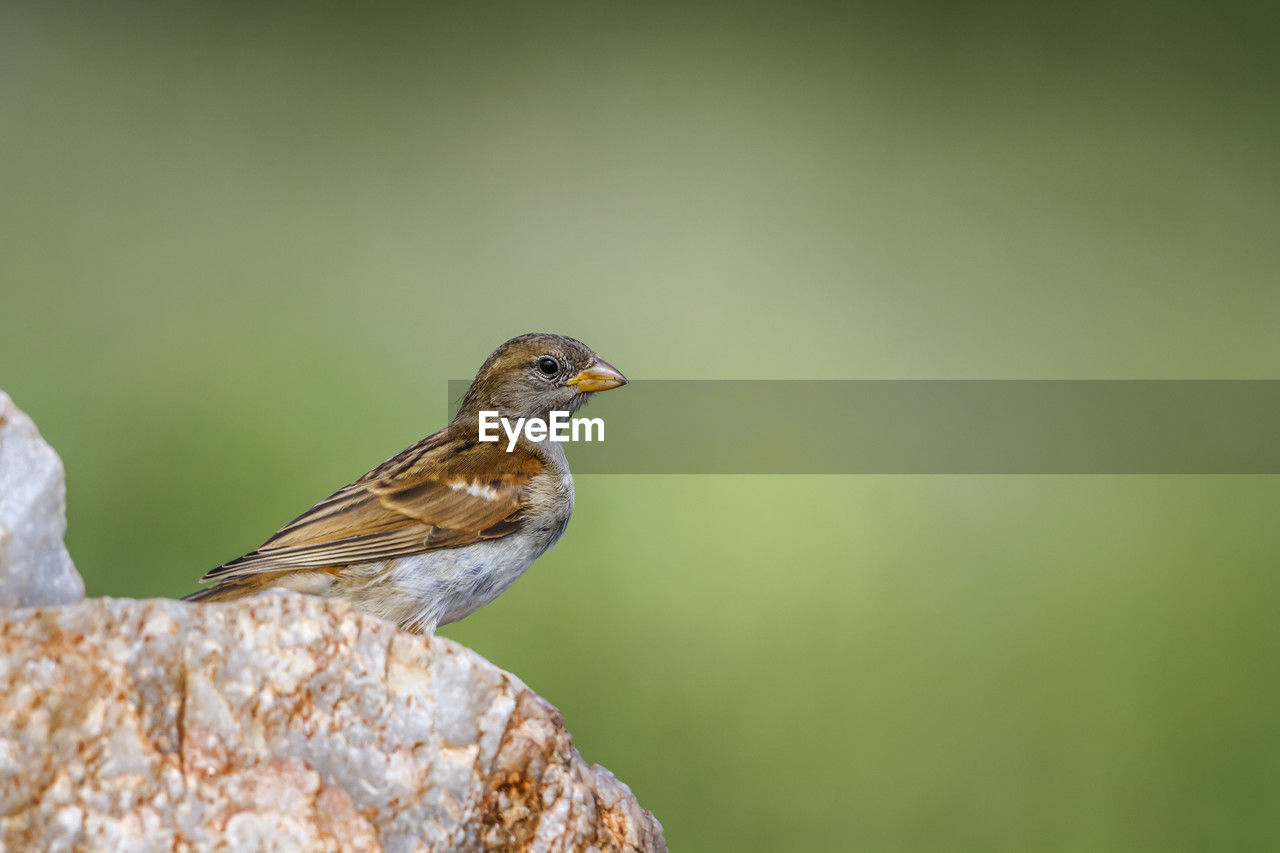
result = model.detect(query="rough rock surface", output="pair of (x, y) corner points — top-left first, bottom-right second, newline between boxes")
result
(0, 594), (666, 852)
(0, 390), (84, 607)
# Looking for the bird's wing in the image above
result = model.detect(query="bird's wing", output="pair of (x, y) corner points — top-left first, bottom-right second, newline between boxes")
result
(200, 428), (543, 581)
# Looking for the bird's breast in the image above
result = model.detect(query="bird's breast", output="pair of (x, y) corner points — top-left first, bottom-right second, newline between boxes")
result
(523, 467), (575, 548)
(338, 467), (575, 633)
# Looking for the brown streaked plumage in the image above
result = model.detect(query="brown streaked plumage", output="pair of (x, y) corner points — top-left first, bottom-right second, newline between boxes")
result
(185, 333), (627, 633)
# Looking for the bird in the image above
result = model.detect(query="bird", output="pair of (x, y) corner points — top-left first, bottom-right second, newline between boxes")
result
(184, 332), (627, 634)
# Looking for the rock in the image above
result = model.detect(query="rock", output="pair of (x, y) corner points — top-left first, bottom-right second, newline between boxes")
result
(0, 594), (665, 852)
(0, 390), (84, 608)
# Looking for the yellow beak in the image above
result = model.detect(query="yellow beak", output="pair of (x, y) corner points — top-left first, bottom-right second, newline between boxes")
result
(566, 358), (628, 393)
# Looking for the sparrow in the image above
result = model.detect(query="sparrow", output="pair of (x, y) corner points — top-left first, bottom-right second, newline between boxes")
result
(184, 333), (627, 634)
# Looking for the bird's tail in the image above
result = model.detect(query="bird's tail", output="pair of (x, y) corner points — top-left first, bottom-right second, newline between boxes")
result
(181, 573), (288, 603)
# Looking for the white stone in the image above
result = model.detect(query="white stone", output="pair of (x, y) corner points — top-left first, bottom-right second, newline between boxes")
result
(0, 594), (666, 852)
(0, 390), (84, 608)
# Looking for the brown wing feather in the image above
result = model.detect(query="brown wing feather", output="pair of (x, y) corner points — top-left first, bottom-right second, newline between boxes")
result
(200, 426), (543, 582)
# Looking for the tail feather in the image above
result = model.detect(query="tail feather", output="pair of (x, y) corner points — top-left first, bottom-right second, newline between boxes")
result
(182, 573), (290, 603)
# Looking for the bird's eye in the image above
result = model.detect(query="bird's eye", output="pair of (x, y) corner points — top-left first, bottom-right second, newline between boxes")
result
(537, 357), (560, 376)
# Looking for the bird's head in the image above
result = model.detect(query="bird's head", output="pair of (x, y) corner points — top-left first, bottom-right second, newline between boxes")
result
(456, 333), (628, 424)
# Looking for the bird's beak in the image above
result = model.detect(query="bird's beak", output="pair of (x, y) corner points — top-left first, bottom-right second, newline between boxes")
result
(566, 358), (628, 393)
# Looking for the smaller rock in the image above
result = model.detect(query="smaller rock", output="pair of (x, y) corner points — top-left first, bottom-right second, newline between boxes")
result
(0, 390), (84, 608)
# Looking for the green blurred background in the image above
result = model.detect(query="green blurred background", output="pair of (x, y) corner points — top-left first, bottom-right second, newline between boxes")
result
(3, 2), (1278, 849)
